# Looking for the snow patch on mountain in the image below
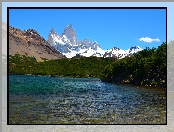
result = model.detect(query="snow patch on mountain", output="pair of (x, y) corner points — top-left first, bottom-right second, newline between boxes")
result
(103, 46), (143, 59)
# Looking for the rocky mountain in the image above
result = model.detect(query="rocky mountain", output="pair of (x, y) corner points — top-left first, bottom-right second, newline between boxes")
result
(62, 24), (77, 45)
(9, 24), (66, 62)
(48, 24), (143, 59)
(48, 25), (105, 58)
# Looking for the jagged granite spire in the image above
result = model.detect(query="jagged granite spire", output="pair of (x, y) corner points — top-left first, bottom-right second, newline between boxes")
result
(50, 27), (55, 34)
(48, 27), (57, 47)
(62, 24), (77, 45)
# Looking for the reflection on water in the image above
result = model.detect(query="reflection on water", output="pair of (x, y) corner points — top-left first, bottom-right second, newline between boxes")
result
(9, 75), (166, 124)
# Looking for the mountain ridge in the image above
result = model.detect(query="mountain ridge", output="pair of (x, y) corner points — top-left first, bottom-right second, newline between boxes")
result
(48, 24), (143, 59)
(8, 23), (66, 62)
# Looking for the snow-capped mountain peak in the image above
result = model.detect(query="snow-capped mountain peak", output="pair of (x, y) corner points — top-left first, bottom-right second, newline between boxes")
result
(128, 46), (143, 54)
(50, 28), (55, 34)
(48, 24), (143, 59)
(62, 24), (77, 45)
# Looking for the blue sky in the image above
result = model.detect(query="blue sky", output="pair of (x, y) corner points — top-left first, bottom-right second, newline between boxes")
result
(8, 8), (166, 50)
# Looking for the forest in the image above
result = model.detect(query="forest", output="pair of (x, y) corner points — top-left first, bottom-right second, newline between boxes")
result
(9, 42), (168, 88)
(9, 54), (115, 78)
(100, 42), (166, 88)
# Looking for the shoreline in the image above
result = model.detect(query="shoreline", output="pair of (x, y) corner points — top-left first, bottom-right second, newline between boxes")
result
(111, 82), (166, 91)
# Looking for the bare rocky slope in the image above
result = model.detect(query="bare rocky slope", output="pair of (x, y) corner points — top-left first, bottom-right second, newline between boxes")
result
(8, 23), (66, 62)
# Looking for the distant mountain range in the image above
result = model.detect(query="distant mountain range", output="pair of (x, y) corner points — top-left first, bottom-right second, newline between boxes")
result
(5, 22), (143, 61)
(48, 24), (143, 59)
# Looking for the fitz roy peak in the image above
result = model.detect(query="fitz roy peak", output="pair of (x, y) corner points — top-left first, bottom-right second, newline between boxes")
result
(62, 24), (77, 45)
(48, 24), (143, 58)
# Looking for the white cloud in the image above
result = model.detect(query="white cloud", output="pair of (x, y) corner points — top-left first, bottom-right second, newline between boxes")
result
(139, 37), (160, 43)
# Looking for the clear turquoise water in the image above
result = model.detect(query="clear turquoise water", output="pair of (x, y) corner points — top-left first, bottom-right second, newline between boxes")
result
(9, 75), (166, 124)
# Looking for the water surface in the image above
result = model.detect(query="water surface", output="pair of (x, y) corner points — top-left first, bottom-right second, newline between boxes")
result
(9, 75), (166, 124)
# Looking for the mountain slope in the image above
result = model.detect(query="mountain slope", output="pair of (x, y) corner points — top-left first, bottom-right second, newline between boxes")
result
(48, 24), (143, 58)
(9, 25), (66, 61)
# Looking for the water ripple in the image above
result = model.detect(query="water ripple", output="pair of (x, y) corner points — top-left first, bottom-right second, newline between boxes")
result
(9, 75), (166, 124)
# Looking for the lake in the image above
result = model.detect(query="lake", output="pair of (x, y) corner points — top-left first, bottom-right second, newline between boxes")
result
(9, 75), (166, 124)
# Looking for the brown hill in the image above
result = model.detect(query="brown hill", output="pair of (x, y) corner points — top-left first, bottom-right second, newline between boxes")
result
(9, 24), (66, 61)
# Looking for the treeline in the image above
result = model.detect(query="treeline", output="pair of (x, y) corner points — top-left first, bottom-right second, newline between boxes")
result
(100, 42), (166, 88)
(9, 55), (115, 78)
(9, 42), (167, 88)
